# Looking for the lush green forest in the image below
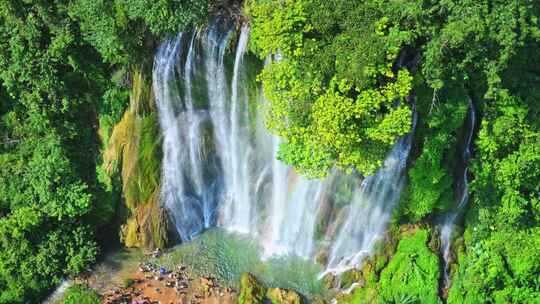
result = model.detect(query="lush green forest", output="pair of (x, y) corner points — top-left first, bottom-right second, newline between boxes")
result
(0, 0), (538, 303)
(0, 0), (212, 302)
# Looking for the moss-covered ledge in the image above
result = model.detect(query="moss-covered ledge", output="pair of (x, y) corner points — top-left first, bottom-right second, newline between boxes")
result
(103, 70), (167, 249)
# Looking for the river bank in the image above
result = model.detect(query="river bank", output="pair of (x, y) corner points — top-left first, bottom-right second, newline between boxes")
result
(47, 229), (333, 303)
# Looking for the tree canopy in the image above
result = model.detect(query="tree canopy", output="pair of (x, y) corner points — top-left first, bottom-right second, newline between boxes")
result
(248, 0), (540, 302)
(0, 0), (212, 302)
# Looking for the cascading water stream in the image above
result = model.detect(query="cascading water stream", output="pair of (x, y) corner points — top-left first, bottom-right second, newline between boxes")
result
(154, 33), (208, 241)
(184, 31), (203, 196)
(153, 20), (417, 278)
(323, 107), (417, 276)
(439, 98), (476, 290)
(220, 23), (255, 233)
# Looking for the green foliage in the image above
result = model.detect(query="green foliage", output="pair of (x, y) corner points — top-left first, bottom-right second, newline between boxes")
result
(0, 1), (106, 301)
(69, 0), (136, 64)
(448, 37), (540, 303)
(379, 229), (440, 304)
(248, 0), (414, 177)
(123, 0), (211, 36)
(448, 228), (540, 303)
(70, 0), (211, 64)
(250, 2), (540, 301)
(403, 88), (468, 221)
(62, 284), (100, 304)
(0, 208), (97, 303)
(0, 0), (538, 302)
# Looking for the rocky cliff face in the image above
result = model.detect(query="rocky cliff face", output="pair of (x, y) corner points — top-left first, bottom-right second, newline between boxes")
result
(103, 70), (169, 249)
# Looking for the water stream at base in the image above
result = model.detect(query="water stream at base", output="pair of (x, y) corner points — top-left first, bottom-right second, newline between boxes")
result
(153, 19), (416, 276)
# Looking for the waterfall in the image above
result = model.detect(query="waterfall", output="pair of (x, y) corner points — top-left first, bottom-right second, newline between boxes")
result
(154, 33), (208, 242)
(323, 108), (417, 276)
(219, 23), (255, 233)
(153, 19), (415, 276)
(439, 98), (476, 289)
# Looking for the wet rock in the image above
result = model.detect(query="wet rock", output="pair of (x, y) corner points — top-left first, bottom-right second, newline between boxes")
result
(266, 287), (303, 304)
(322, 273), (336, 290)
(239, 273), (266, 304)
(314, 250), (328, 266)
(339, 269), (361, 289)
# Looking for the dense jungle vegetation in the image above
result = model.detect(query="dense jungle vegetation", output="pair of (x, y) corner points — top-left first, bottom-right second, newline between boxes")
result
(0, 0), (538, 303)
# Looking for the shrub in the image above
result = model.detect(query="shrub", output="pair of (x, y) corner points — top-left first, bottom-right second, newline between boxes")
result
(379, 229), (440, 304)
(63, 284), (100, 304)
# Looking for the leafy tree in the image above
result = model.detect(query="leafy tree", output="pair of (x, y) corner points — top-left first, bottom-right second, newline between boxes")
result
(249, 1), (540, 302)
(70, 0), (212, 64)
(0, 1), (107, 301)
(403, 88), (468, 221)
(248, 0), (414, 177)
(379, 229), (440, 304)
(0, 0), (214, 301)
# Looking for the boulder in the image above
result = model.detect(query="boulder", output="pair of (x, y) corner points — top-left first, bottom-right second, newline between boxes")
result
(266, 287), (303, 304)
(239, 273), (266, 304)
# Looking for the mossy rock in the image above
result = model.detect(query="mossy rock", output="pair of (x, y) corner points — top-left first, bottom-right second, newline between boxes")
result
(339, 269), (361, 289)
(107, 69), (167, 250)
(336, 284), (381, 304)
(120, 190), (168, 249)
(321, 273), (336, 289)
(266, 287), (303, 304)
(239, 273), (267, 304)
(361, 261), (376, 283)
